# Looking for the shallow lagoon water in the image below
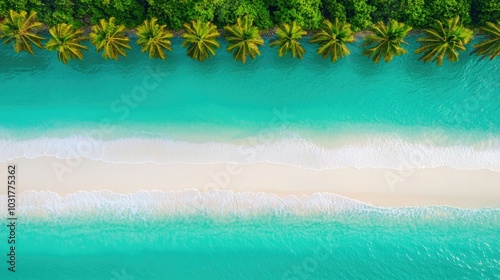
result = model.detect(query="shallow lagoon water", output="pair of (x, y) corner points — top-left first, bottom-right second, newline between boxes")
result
(1, 38), (499, 136)
(0, 191), (499, 279)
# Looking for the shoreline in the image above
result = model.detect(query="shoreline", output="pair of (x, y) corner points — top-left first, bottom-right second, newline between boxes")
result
(1, 157), (499, 208)
(1, 134), (499, 172)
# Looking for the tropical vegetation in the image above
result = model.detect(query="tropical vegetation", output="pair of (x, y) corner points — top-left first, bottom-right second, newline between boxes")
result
(270, 22), (307, 59)
(224, 16), (264, 64)
(309, 19), (355, 62)
(0, 0), (497, 31)
(415, 16), (474, 66)
(89, 17), (131, 60)
(181, 20), (220, 62)
(45, 23), (88, 64)
(0, 2), (499, 66)
(136, 18), (173, 60)
(0, 10), (44, 54)
(472, 21), (500, 60)
(362, 20), (412, 63)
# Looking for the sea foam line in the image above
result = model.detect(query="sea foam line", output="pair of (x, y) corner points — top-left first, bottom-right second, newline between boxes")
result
(0, 136), (499, 171)
(0, 190), (498, 221)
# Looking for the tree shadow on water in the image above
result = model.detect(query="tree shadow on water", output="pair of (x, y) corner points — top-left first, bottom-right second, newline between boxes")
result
(0, 46), (51, 74)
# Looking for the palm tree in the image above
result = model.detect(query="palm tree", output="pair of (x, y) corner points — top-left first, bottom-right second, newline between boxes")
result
(45, 23), (88, 64)
(309, 19), (356, 63)
(415, 16), (473, 66)
(136, 18), (173, 60)
(472, 21), (500, 60)
(224, 16), (264, 64)
(362, 20), (412, 63)
(269, 22), (307, 59)
(181, 20), (220, 62)
(0, 10), (44, 54)
(89, 17), (131, 60)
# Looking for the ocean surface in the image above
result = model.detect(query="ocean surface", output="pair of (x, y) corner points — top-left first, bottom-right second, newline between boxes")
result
(0, 190), (499, 279)
(0, 37), (499, 279)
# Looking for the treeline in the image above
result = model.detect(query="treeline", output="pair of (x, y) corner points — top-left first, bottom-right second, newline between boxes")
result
(0, 0), (498, 31)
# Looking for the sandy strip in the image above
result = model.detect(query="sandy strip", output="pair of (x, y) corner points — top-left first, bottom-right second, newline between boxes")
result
(0, 157), (499, 208)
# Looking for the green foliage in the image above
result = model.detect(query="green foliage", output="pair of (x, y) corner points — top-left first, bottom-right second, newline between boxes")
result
(75, 0), (146, 27)
(89, 17), (132, 60)
(394, 0), (426, 28)
(47, 0), (77, 26)
(339, 0), (375, 31)
(367, 0), (425, 27)
(322, 0), (347, 22)
(309, 18), (356, 62)
(415, 16), (473, 66)
(136, 17), (174, 60)
(271, 0), (323, 29)
(186, 0), (217, 23)
(472, 21), (500, 60)
(362, 19), (412, 63)
(0, 1), (43, 17)
(181, 20), (220, 62)
(270, 21), (307, 59)
(471, 0), (500, 26)
(0, 10), (45, 55)
(146, 0), (189, 30)
(147, 0), (271, 30)
(45, 23), (88, 64)
(368, 0), (397, 22)
(215, 0), (272, 29)
(0, 0), (497, 35)
(424, 0), (472, 26)
(224, 16), (264, 63)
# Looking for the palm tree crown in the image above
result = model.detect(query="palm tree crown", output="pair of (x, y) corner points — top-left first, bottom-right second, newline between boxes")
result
(224, 16), (264, 64)
(0, 10), (44, 54)
(415, 16), (473, 66)
(137, 18), (173, 60)
(270, 22), (307, 59)
(181, 20), (220, 62)
(45, 23), (88, 64)
(89, 17), (131, 60)
(362, 20), (412, 63)
(472, 21), (500, 60)
(309, 19), (356, 63)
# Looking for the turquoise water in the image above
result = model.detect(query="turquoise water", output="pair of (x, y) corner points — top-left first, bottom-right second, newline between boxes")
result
(0, 191), (499, 279)
(1, 37), (499, 139)
(1, 37), (500, 279)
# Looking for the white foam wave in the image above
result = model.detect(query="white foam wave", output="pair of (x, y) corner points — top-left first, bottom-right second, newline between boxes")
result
(1, 190), (496, 221)
(0, 190), (372, 219)
(0, 135), (499, 171)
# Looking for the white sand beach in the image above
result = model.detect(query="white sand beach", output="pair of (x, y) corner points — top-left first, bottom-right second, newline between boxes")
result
(1, 157), (499, 208)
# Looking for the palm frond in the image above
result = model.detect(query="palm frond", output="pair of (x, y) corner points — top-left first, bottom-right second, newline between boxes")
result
(415, 16), (473, 66)
(270, 22), (307, 59)
(45, 23), (88, 64)
(89, 17), (131, 60)
(309, 19), (355, 63)
(224, 16), (264, 64)
(137, 18), (173, 60)
(181, 20), (220, 62)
